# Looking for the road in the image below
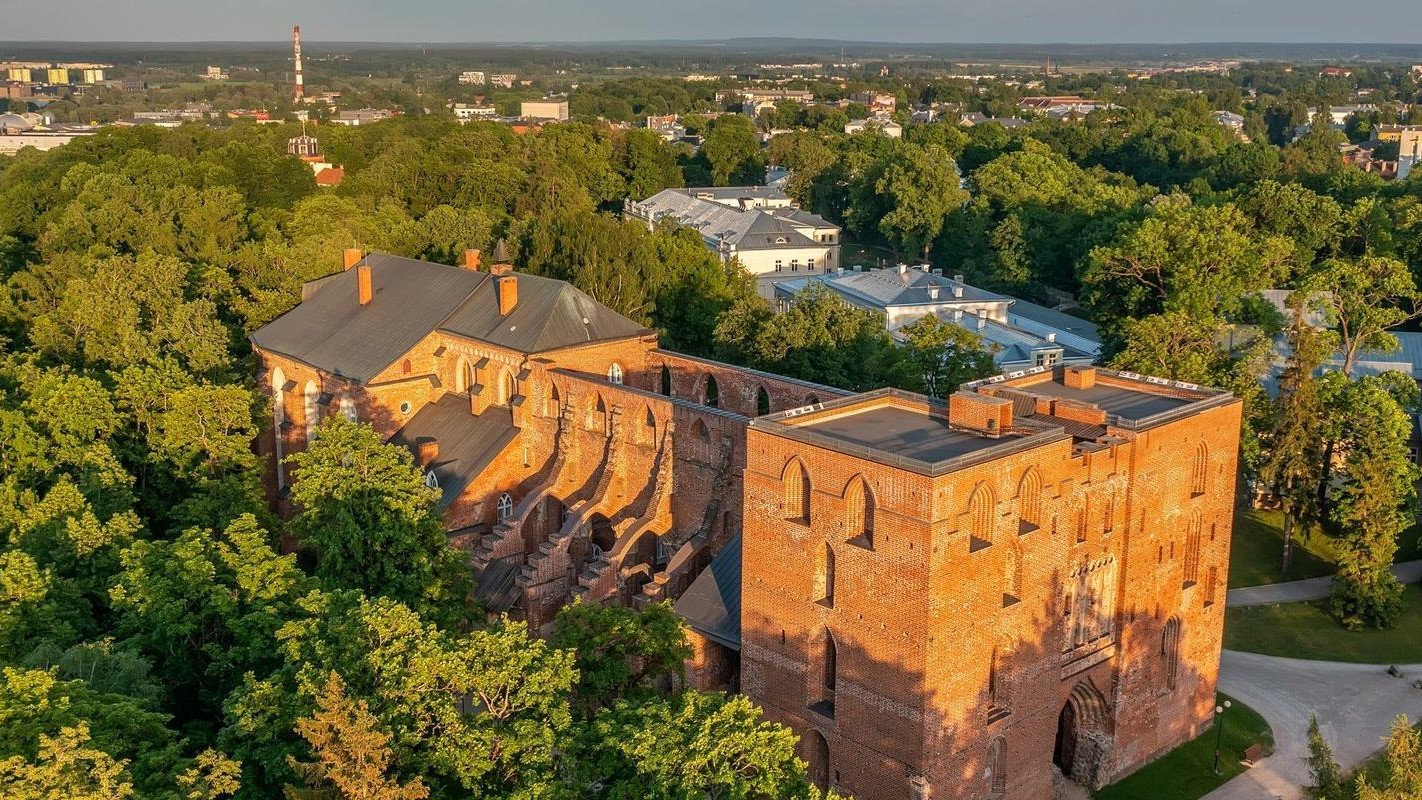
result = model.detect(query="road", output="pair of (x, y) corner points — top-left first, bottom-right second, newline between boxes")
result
(1201, 651), (1422, 800)
(1226, 561), (1422, 607)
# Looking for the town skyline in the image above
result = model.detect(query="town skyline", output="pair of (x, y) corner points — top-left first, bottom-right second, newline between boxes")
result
(4, 0), (1422, 45)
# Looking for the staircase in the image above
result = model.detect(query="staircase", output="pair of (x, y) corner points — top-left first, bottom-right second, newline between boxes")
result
(472, 404), (574, 572)
(579, 423), (675, 602)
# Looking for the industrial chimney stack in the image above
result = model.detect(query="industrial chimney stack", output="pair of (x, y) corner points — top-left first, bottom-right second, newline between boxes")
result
(293, 25), (304, 100)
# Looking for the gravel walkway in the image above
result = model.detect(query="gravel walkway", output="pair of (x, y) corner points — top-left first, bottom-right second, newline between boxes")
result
(1200, 651), (1422, 800)
(1226, 561), (1422, 607)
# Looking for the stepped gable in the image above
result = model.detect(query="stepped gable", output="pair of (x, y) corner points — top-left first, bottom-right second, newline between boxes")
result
(250, 252), (486, 382)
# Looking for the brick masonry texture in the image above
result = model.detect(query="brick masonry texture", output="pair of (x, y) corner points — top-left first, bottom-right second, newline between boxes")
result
(254, 258), (1241, 800)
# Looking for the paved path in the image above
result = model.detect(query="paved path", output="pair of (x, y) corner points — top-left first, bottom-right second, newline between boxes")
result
(1201, 651), (1422, 800)
(1226, 561), (1422, 607)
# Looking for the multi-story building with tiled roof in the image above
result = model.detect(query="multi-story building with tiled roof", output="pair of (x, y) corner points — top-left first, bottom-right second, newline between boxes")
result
(251, 247), (1239, 800)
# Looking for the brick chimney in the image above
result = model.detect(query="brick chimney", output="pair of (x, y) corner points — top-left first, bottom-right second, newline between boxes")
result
(496, 275), (518, 315)
(1063, 366), (1097, 389)
(416, 436), (439, 466)
(463, 249), (482, 271)
(343, 248), (363, 270)
(357, 264), (373, 306)
(948, 391), (1013, 435)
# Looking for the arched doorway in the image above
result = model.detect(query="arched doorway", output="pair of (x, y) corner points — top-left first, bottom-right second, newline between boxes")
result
(1053, 679), (1112, 788)
(805, 730), (829, 792)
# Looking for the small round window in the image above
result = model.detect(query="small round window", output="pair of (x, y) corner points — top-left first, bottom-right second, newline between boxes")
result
(399, 401), (412, 415)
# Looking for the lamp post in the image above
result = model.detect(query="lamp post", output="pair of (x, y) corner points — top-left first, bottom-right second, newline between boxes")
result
(1212, 699), (1233, 775)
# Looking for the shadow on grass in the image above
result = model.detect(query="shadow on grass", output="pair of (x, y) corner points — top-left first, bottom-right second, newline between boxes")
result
(1228, 510), (1422, 590)
(1093, 693), (1272, 800)
(1224, 583), (1422, 664)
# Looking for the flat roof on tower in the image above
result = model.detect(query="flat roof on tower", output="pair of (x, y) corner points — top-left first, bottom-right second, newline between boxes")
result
(751, 389), (1068, 476)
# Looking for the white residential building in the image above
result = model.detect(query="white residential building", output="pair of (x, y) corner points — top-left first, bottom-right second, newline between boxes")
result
(490, 73), (517, 89)
(625, 187), (840, 299)
(457, 71), (486, 85)
(452, 103), (499, 122)
(844, 116), (903, 138)
(774, 266), (1101, 370)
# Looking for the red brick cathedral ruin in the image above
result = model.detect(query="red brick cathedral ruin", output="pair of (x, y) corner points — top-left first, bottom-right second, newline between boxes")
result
(252, 249), (1240, 800)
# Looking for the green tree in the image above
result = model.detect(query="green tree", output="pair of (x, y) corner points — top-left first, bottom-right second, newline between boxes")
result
(1305, 255), (1422, 377)
(591, 691), (818, 800)
(1259, 294), (1332, 577)
(287, 418), (470, 623)
(871, 143), (969, 258)
(700, 115), (763, 186)
(1303, 713), (1343, 800)
(1357, 715), (1422, 799)
(897, 315), (997, 399)
(1328, 376), (1418, 629)
(0, 723), (134, 800)
(110, 515), (307, 730)
(550, 601), (691, 712)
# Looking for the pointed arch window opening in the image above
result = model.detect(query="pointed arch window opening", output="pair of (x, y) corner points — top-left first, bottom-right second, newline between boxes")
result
(784, 460), (811, 524)
(1191, 442), (1208, 497)
(845, 478), (874, 550)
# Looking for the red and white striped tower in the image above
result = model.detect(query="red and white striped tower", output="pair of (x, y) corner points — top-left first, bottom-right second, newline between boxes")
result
(293, 25), (305, 100)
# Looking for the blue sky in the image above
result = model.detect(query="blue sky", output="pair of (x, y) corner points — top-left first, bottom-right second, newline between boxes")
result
(4, 0), (1419, 43)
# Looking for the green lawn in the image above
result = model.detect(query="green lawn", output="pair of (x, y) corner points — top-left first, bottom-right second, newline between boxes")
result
(1094, 693), (1272, 800)
(1228, 510), (1334, 588)
(1227, 510), (1422, 589)
(1223, 583), (1422, 663)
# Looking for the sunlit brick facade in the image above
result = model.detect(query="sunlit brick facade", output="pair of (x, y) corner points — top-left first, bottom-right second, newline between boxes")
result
(252, 251), (1239, 799)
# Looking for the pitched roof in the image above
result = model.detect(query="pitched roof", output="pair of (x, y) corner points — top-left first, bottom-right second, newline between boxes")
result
(438, 272), (649, 354)
(674, 534), (742, 650)
(251, 253), (650, 381)
(388, 396), (517, 506)
(251, 253), (486, 383)
(775, 267), (1009, 308)
(632, 189), (818, 251)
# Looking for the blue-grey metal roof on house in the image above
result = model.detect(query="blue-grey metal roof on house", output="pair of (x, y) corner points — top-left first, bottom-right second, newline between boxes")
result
(674, 534), (742, 650)
(775, 267), (1009, 308)
(388, 395), (518, 507)
(251, 253), (651, 382)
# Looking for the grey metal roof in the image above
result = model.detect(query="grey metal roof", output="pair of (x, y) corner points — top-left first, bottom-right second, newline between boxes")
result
(388, 395), (518, 507)
(1005, 300), (1101, 346)
(767, 206), (838, 230)
(474, 555), (523, 613)
(252, 253), (650, 380)
(631, 189), (818, 251)
(439, 272), (650, 354)
(777, 267), (1010, 308)
(251, 253), (486, 383)
(674, 534), (742, 650)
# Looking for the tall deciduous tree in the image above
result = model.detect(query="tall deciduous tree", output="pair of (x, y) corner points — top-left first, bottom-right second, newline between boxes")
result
(700, 115), (763, 186)
(287, 418), (470, 623)
(871, 143), (968, 259)
(897, 315), (997, 399)
(1328, 376), (1418, 629)
(1305, 255), (1422, 377)
(0, 723), (134, 800)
